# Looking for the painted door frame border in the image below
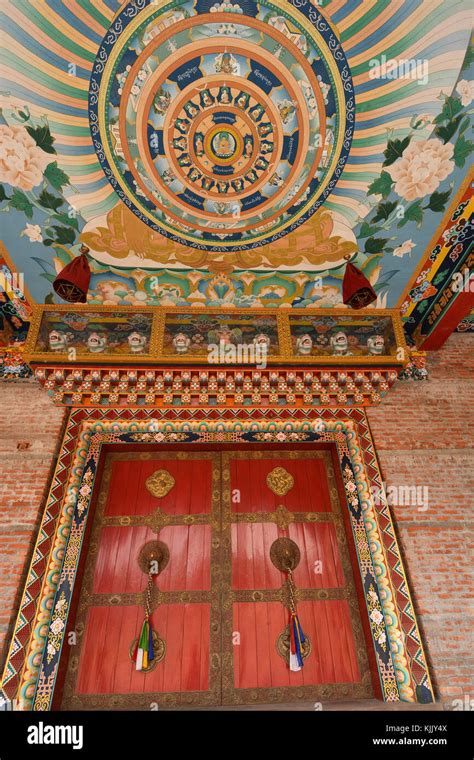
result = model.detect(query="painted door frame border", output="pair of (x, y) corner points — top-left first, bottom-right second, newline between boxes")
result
(1, 407), (434, 709)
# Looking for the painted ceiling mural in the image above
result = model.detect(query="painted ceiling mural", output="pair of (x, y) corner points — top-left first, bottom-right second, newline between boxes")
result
(0, 0), (472, 312)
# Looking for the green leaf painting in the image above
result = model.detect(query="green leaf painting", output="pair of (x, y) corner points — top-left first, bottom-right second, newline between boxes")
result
(25, 124), (56, 154)
(367, 171), (394, 198)
(426, 190), (451, 213)
(382, 136), (410, 166)
(453, 135), (474, 167)
(10, 189), (33, 218)
(38, 189), (63, 212)
(44, 162), (70, 191)
(364, 237), (389, 254)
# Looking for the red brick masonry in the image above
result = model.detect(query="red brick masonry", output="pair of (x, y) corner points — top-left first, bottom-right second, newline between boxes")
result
(367, 333), (474, 707)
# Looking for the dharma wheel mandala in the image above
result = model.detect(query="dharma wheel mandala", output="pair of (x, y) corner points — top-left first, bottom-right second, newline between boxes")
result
(89, 0), (354, 251)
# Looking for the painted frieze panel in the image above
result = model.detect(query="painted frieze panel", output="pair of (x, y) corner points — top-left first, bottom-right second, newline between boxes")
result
(25, 305), (407, 367)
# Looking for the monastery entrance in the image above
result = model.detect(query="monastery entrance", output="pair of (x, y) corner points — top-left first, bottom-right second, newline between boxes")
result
(61, 447), (373, 709)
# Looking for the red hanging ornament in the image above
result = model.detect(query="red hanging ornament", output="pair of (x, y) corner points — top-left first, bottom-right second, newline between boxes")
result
(53, 245), (91, 303)
(342, 255), (377, 309)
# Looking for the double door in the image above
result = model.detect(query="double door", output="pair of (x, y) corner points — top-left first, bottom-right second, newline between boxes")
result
(61, 448), (372, 708)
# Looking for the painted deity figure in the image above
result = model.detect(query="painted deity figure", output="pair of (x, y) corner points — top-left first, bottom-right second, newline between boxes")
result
(216, 132), (232, 157)
(175, 118), (190, 135)
(243, 136), (253, 158)
(188, 168), (202, 183)
(215, 52), (238, 75)
(245, 169), (258, 184)
(278, 100), (295, 124)
(154, 87), (171, 115)
(249, 104), (264, 122)
(201, 176), (215, 191)
(218, 86), (232, 104)
(184, 100), (200, 119)
(200, 89), (215, 108)
(194, 132), (204, 156)
(269, 172), (283, 187)
(235, 92), (249, 110)
(208, 325), (233, 345)
(162, 168), (176, 185)
(178, 153), (192, 167)
(173, 136), (187, 151)
(255, 157), (269, 172)
(258, 122), (273, 137)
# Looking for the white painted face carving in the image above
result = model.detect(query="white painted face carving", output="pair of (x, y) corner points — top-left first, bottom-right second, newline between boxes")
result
(296, 333), (313, 355)
(173, 332), (190, 354)
(367, 334), (385, 355)
(128, 331), (146, 353)
(331, 331), (349, 354)
(87, 332), (107, 353)
(253, 333), (270, 347)
(49, 330), (68, 351)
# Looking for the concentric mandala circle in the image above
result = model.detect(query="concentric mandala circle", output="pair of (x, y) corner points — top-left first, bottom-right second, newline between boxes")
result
(89, 0), (354, 252)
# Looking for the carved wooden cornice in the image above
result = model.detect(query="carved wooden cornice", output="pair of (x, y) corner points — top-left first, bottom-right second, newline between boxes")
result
(34, 364), (399, 407)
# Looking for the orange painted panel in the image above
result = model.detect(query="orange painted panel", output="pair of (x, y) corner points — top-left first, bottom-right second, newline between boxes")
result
(233, 601), (360, 690)
(230, 457), (332, 514)
(105, 457), (213, 517)
(231, 522), (345, 590)
(76, 604), (210, 694)
(93, 525), (211, 594)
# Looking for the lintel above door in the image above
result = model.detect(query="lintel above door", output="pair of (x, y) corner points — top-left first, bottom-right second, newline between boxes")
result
(25, 305), (407, 367)
(24, 305), (409, 408)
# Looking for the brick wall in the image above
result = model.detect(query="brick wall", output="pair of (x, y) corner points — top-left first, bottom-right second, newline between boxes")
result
(0, 381), (67, 666)
(367, 333), (474, 708)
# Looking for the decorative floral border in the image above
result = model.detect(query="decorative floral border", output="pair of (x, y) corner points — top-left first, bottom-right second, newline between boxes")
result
(1, 407), (434, 709)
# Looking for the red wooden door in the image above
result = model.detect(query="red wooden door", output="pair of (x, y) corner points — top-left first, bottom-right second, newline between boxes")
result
(62, 451), (221, 709)
(221, 450), (372, 704)
(62, 448), (372, 709)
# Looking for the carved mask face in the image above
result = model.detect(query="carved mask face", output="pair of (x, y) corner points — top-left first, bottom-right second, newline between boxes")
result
(87, 332), (107, 353)
(367, 334), (385, 355)
(296, 334), (313, 355)
(331, 331), (348, 354)
(173, 332), (190, 354)
(49, 330), (68, 351)
(253, 333), (270, 348)
(128, 331), (146, 353)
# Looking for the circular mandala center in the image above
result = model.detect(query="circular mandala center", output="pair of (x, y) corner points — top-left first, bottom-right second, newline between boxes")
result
(89, 0), (355, 252)
(206, 126), (241, 164)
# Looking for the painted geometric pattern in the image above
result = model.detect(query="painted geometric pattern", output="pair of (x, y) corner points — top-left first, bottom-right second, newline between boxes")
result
(1, 406), (434, 709)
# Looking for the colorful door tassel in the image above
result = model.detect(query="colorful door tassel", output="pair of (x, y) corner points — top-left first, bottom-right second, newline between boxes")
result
(289, 611), (306, 672)
(287, 568), (307, 672)
(132, 566), (157, 671)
